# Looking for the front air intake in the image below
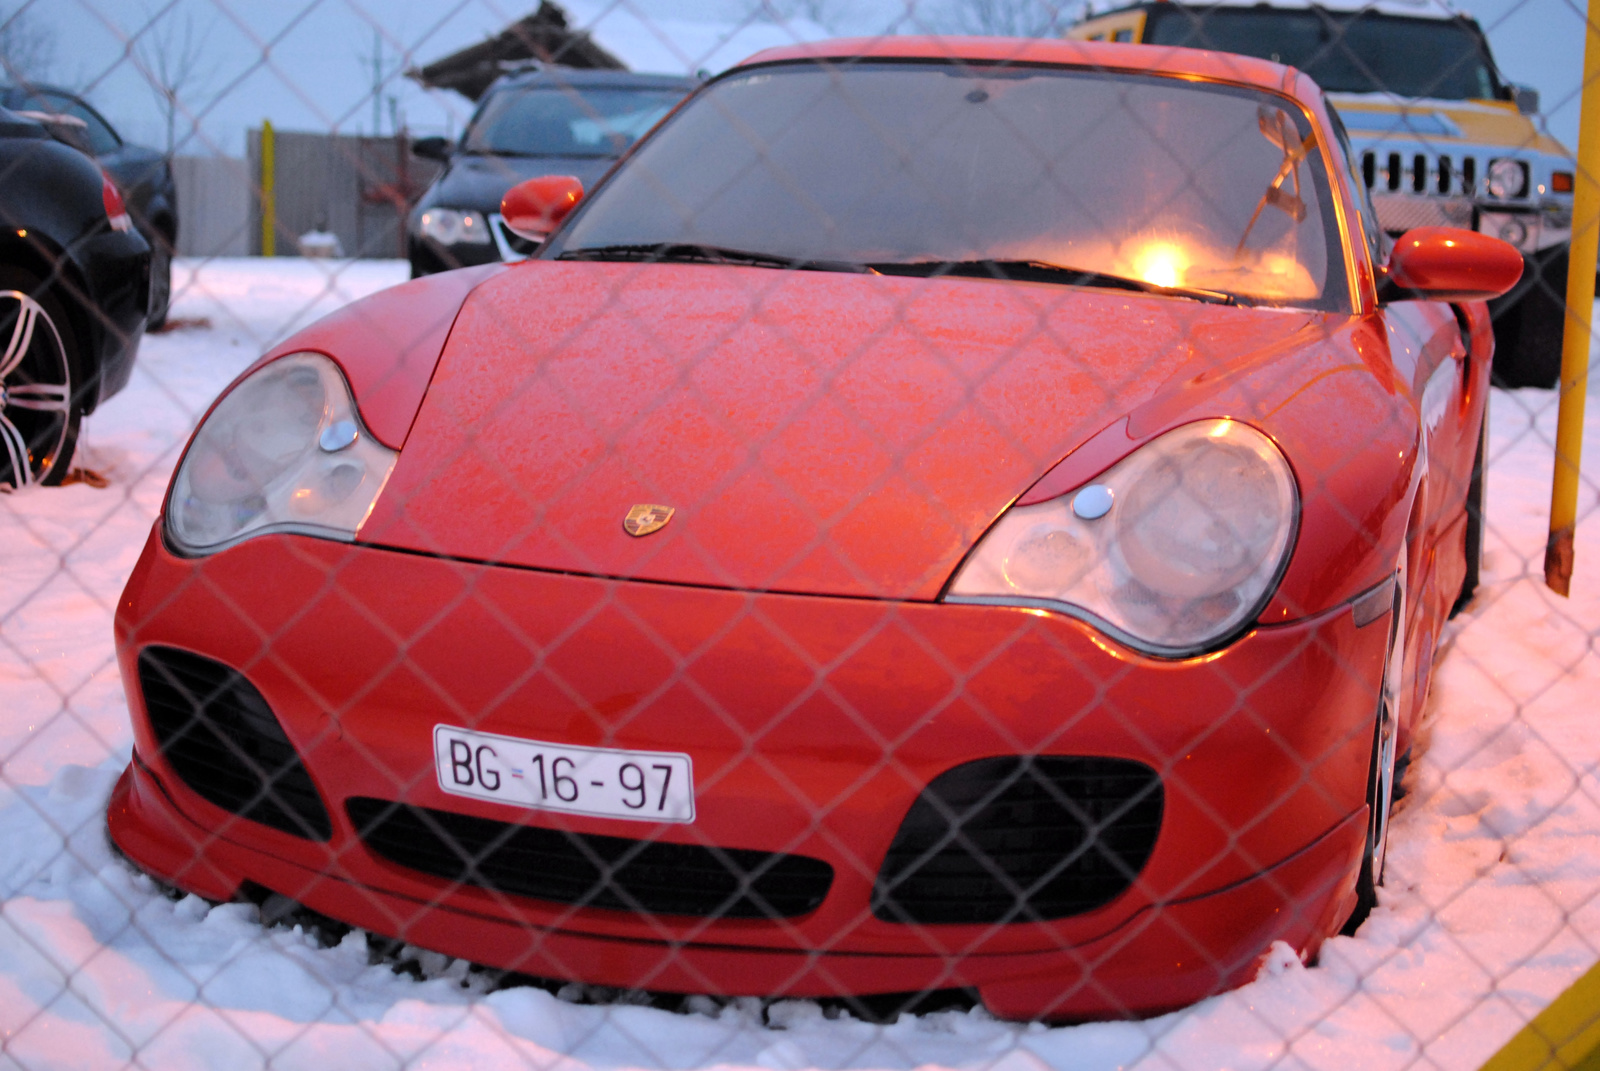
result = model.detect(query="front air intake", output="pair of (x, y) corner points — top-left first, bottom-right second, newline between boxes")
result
(136, 646), (332, 841)
(347, 797), (834, 919)
(873, 756), (1162, 925)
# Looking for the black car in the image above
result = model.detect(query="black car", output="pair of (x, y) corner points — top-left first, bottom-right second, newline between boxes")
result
(1, 82), (177, 328)
(0, 106), (149, 488)
(408, 67), (694, 276)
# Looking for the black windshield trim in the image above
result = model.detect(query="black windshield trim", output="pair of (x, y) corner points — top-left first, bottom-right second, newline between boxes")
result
(556, 243), (874, 274)
(871, 260), (1241, 304)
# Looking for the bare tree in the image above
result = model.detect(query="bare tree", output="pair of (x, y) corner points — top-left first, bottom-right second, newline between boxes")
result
(761, 0), (844, 33)
(0, 4), (54, 84)
(136, 9), (216, 157)
(940, 0), (1078, 37)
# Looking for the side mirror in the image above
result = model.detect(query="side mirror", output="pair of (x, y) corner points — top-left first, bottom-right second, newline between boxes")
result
(501, 175), (584, 242)
(1380, 226), (1524, 303)
(1512, 84), (1540, 116)
(411, 136), (452, 162)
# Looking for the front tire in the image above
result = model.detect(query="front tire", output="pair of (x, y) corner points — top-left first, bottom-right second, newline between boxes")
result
(1347, 553), (1408, 932)
(0, 266), (83, 488)
(1452, 414), (1488, 617)
(147, 229), (173, 330)
(1489, 246), (1566, 390)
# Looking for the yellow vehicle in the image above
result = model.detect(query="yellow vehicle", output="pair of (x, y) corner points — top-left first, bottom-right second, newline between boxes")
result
(1068, 0), (1575, 387)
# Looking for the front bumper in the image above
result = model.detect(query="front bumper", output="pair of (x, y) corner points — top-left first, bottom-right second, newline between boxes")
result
(408, 235), (502, 276)
(111, 527), (1386, 1019)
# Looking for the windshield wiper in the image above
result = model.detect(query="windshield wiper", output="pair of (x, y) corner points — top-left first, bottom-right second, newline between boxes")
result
(470, 148), (609, 159)
(554, 243), (872, 274)
(871, 260), (1237, 305)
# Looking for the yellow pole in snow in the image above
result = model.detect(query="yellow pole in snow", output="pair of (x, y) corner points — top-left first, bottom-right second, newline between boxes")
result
(1478, 957), (1600, 1068)
(260, 120), (276, 258)
(1545, 0), (1600, 596)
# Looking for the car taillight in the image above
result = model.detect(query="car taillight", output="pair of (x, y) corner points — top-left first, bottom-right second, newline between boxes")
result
(101, 172), (133, 233)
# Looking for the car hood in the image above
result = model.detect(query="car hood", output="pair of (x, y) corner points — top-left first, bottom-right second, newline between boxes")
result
(1327, 93), (1570, 157)
(360, 262), (1322, 600)
(424, 153), (620, 214)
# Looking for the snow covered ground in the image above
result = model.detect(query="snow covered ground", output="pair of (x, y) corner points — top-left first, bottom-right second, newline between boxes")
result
(2, 257), (1599, 1070)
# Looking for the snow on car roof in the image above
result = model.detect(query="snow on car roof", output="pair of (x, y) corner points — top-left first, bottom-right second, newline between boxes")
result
(738, 35), (1301, 95)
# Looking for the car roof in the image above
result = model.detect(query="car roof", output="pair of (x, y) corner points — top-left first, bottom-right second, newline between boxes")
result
(488, 67), (699, 94)
(736, 36), (1304, 97)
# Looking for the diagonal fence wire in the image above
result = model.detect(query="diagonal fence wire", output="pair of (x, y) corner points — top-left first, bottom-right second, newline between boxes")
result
(2, 1), (1600, 1070)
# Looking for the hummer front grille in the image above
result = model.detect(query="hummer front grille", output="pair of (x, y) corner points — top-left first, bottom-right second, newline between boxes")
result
(1361, 149), (1478, 197)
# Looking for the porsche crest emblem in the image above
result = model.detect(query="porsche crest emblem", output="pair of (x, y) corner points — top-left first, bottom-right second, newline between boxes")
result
(623, 504), (675, 537)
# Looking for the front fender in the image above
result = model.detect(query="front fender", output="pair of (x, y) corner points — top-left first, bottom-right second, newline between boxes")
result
(243, 263), (507, 449)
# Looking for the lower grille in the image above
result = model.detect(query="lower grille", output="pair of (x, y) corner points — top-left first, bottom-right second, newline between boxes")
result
(137, 646), (332, 841)
(347, 797), (834, 919)
(1370, 193), (1474, 233)
(873, 756), (1162, 925)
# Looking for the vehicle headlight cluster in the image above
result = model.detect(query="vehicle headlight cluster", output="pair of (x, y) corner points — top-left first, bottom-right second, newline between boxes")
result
(946, 420), (1298, 656)
(418, 208), (491, 246)
(167, 353), (398, 555)
(1485, 158), (1530, 200)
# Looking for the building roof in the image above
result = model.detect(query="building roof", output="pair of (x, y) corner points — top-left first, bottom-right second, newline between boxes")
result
(407, 2), (627, 101)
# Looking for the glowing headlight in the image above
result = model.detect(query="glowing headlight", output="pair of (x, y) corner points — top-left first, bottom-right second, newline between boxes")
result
(946, 420), (1298, 656)
(1485, 158), (1529, 200)
(166, 353), (398, 555)
(418, 208), (491, 246)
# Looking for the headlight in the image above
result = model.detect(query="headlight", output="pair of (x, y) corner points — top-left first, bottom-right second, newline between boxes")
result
(166, 353), (398, 555)
(1485, 158), (1529, 200)
(417, 207), (491, 246)
(945, 420), (1298, 656)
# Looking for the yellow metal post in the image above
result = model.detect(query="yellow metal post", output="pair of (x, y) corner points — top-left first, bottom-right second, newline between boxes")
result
(260, 120), (276, 258)
(1478, 957), (1600, 1069)
(1546, 0), (1600, 595)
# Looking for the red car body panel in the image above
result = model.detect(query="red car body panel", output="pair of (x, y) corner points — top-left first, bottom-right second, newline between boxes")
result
(110, 754), (1365, 1020)
(108, 37), (1506, 1019)
(113, 528), (1378, 1013)
(245, 263), (504, 449)
(362, 264), (1349, 601)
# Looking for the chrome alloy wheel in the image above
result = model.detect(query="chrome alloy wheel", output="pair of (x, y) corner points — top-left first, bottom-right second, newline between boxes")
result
(0, 288), (73, 489)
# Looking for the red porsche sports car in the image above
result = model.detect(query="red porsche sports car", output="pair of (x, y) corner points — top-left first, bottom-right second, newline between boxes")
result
(109, 38), (1521, 1020)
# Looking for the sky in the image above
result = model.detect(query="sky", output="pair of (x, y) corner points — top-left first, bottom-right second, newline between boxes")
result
(0, 0), (1590, 159)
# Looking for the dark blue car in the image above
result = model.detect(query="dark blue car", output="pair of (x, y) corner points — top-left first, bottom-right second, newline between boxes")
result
(0, 106), (149, 488)
(1, 82), (177, 328)
(408, 67), (694, 276)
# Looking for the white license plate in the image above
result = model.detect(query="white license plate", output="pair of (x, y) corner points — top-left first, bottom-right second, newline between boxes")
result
(433, 725), (695, 823)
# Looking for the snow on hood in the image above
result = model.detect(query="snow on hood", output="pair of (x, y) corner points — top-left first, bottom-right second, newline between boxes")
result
(358, 260), (1320, 600)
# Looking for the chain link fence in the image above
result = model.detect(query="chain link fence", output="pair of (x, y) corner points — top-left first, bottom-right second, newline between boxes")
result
(3, 0), (1600, 1068)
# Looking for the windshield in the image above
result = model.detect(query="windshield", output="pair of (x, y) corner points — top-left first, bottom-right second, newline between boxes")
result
(462, 85), (686, 157)
(1147, 9), (1500, 100)
(546, 62), (1344, 307)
